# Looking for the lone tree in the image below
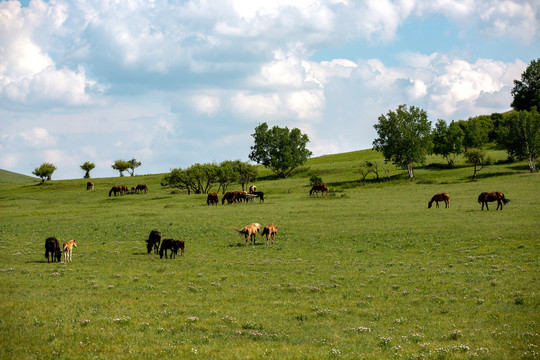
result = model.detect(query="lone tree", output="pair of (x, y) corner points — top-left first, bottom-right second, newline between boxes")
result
(111, 160), (130, 177)
(373, 104), (432, 179)
(249, 122), (312, 178)
(33, 162), (57, 182)
(80, 161), (95, 178)
(464, 148), (488, 180)
(511, 58), (540, 111)
(126, 158), (142, 176)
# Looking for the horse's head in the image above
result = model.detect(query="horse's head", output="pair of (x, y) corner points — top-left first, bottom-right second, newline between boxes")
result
(427, 201), (433, 208)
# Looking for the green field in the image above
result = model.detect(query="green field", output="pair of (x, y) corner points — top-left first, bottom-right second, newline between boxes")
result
(0, 150), (538, 359)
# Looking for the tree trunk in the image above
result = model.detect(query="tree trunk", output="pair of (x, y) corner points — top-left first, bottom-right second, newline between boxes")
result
(528, 157), (536, 172)
(407, 164), (414, 179)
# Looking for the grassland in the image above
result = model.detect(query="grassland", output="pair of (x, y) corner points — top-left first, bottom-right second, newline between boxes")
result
(0, 150), (538, 359)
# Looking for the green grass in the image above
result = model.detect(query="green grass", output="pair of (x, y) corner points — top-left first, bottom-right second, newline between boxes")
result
(0, 169), (39, 184)
(0, 150), (538, 359)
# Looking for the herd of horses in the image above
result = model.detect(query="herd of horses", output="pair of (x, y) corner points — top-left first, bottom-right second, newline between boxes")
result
(211, 186), (265, 205)
(146, 230), (185, 259)
(44, 237), (77, 263)
(428, 191), (510, 210)
(108, 184), (148, 196)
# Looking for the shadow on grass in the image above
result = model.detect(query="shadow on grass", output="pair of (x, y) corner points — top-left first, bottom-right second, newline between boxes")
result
(228, 242), (264, 247)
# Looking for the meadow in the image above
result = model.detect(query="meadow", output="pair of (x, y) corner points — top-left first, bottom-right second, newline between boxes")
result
(0, 150), (538, 359)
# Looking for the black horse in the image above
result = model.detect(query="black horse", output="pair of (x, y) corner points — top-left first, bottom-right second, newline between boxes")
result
(159, 239), (185, 259)
(45, 237), (61, 263)
(146, 230), (161, 254)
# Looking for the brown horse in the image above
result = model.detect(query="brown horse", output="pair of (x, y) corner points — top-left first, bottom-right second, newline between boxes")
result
(207, 193), (219, 205)
(45, 237), (61, 263)
(310, 184), (329, 196)
(261, 224), (278, 245)
(478, 192), (510, 210)
(428, 193), (450, 208)
(235, 224), (259, 245)
(63, 239), (77, 262)
(136, 184), (148, 193)
(146, 230), (161, 254)
(86, 181), (94, 190)
(109, 186), (122, 196)
(222, 191), (237, 204)
(249, 185), (257, 194)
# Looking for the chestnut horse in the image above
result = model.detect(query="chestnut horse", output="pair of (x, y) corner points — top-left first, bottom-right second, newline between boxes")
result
(235, 224), (259, 245)
(261, 224), (278, 245)
(45, 237), (61, 263)
(478, 192), (510, 210)
(63, 239), (77, 262)
(428, 193), (450, 208)
(109, 186), (122, 197)
(86, 182), (94, 190)
(310, 184), (329, 196)
(136, 184), (148, 193)
(207, 193), (219, 206)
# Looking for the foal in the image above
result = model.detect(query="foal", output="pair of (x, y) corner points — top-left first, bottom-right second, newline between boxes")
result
(63, 239), (77, 262)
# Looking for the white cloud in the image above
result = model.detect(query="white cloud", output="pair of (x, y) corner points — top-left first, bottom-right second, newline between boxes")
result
(20, 127), (57, 148)
(191, 95), (221, 116)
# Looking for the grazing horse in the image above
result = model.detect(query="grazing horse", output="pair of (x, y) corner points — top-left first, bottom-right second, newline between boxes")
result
(136, 184), (148, 193)
(235, 224), (259, 245)
(207, 193), (219, 206)
(86, 182), (94, 190)
(310, 184), (329, 196)
(45, 237), (61, 263)
(253, 191), (264, 202)
(222, 192), (237, 204)
(261, 224), (278, 245)
(146, 230), (161, 254)
(249, 185), (257, 194)
(109, 186), (122, 197)
(159, 239), (184, 259)
(62, 239), (77, 262)
(478, 192), (510, 210)
(428, 193), (450, 208)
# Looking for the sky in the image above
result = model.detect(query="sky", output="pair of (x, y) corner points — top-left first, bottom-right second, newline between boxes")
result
(0, 0), (539, 180)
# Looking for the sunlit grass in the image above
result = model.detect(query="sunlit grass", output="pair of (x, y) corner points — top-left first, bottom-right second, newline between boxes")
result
(0, 150), (538, 359)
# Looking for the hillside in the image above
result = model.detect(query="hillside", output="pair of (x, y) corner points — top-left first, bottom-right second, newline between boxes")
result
(0, 169), (38, 183)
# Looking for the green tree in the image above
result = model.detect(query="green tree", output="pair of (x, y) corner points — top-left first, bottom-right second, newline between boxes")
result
(497, 109), (540, 172)
(249, 122), (312, 178)
(111, 160), (130, 177)
(80, 161), (95, 179)
(33, 162), (57, 182)
(216, 160), (238, 194)
(459, 115), (492, 149)
(431, 119), (465, 166)
(126, 158), (142, 176)
(464, 148), (487, 180)
(511, 58), (540, 111)
(162, 163), (218, 195)
(372, 104), (432, 179)
(233, 160), (258, 191)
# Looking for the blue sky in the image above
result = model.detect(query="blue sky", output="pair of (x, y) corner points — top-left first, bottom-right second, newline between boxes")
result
(1, 0), (538, 180)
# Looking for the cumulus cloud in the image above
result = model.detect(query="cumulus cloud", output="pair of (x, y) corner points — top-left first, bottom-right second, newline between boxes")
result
(20, 127), (57, 148)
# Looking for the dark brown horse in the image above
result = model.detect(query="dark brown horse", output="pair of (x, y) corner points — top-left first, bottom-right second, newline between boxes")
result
(109, 186), (122, 197)
(478, 192), (510, 210)
(86, 181), (94, 190)
(45, 237), (61, 263)
(146, 230), (161, 254)
(222, 191), (237, 204)
(428, 193), (450, 208)
(310, 184), (329, 196)
(207, 193), (219, 206)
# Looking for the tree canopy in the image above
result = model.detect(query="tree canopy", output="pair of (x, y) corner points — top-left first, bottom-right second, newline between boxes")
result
(80, 161), (95, 179)
(33, 162), (57, 182)
(249, 122), (312, 178)
(373, 104), (432, 179)
(511, 58), (540, 111)
(431, 119), (464, 166)
(111, 160), (130, 177)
